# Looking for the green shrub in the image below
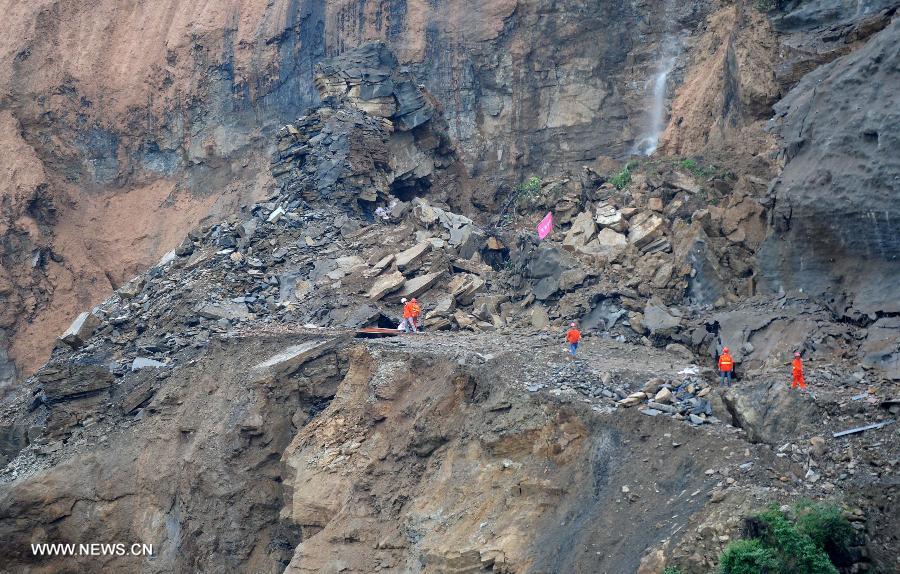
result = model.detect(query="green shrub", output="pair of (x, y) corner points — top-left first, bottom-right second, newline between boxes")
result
(794, 501), (855, 567)
(720, 539), (780, 574)
(719, 502), (853, 574)
(677, 157), (719, 179)
(677, 158), (698, 172)
(756, 506), (839, 574)
(513, 176), (542, 206)
(611, 161), (638, 190)
(663, 567), (683, 574)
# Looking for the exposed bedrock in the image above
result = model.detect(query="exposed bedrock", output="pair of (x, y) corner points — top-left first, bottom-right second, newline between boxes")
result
(760, 17), (900, 317)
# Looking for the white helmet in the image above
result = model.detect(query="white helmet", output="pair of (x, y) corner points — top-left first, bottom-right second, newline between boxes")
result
(401, 298), (408, 303)
(570, 322), (576, 327)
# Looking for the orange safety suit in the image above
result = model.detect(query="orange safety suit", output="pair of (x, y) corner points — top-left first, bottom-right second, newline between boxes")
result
(791, 357), (806, 389)
(566, 329), (581, 344)
(718, 352), (734, 372)
(403, 301), (422, 329)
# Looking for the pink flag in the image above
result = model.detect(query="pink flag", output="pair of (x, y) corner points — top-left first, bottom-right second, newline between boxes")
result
(537, 212), (553, 240)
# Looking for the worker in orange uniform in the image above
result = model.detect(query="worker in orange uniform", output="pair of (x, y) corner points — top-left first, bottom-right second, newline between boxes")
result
(791, 351), (806, 390)
(400, 297), (418, 333)
(566, 322), (581, 359)
(410, 298), (422, 332)
(718, 346), (734, 387)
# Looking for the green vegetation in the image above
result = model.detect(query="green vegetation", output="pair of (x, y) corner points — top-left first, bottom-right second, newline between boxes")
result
(718, 502), (854, 574)
(676, 157), (725, 180)
(677, 158), (699, 172)
(755, 506), (838, 574)
(794, 501), (855, 567)
(611, 161), (639, 190)
(512, 175), (542, 210)
(663, 567), (683, 574)
(516, 176), (542, 202)
(499, 176), (542, 224)
(720, 539), (781, 574)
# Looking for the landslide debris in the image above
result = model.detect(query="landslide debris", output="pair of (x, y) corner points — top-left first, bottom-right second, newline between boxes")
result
(0, 37), (898, 574)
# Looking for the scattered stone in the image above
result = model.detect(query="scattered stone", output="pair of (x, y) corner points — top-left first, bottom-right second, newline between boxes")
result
(117, 278), (145, 299)
(131, 358), (166, 371)
(59, 312), (102, 348)
(654, 387), (674, 404)
(195, 302), (250, 322)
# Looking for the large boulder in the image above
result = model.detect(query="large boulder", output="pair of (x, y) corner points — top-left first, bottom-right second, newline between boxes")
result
(367, 271), (406, 300)
(533, 277), (560, 301)
(860, 317), (900, 380)
(526, 246), (576, 280)
(642, 298), (681, 336)
(59, 312), (101, 348)
(195, 302), (250, 322)
(252, 339), (342, 379)
(395, 242), (431, 273)
(595, 203), (626, 231)
(721, 381), (820, 445)
(399, 271), (445, 299)
(562, 211), (596, 251)
(449, 225), (486, 260)
(580, 228), (628, 259)
(447, 274), (486, 305)
(36, 361), (114, 403)
(628, 212), (666, 251)
(673, 221), (729, 306)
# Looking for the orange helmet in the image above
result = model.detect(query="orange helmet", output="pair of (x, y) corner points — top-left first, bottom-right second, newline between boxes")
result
(722, 347), (729, 353)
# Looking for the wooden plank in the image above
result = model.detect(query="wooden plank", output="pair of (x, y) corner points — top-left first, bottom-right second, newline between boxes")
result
(832, 419), (895, 438)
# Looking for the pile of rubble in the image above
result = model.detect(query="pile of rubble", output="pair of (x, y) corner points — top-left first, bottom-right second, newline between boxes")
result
(617, 371), (722, 426)
(533, 359), (724, 426)
(271, 41), (462, 212)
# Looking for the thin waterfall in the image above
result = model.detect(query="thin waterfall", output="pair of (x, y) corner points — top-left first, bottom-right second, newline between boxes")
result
(631, 3), (680, 156)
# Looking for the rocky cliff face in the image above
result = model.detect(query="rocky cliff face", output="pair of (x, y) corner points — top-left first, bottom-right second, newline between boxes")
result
(761, 13), (899, 318)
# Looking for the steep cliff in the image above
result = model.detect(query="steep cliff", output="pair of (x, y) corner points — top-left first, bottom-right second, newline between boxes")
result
(760, 15), (900, 318)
